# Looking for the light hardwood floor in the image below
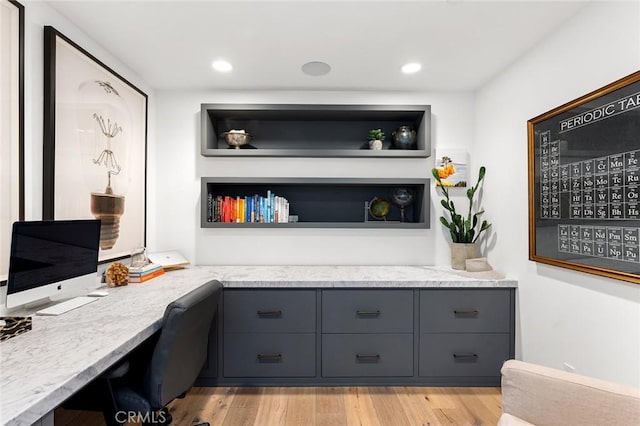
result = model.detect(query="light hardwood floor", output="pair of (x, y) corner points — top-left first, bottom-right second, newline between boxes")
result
(56, 386), (502, 425)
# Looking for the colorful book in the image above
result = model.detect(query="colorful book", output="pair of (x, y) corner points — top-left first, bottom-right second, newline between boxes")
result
(129, 268), (165, 283)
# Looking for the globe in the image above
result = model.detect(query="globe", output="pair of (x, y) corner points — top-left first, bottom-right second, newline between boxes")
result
(369, 197), (391, 220)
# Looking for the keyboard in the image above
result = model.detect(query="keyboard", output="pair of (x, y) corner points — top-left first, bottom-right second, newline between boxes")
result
(36, 296), (98, 316)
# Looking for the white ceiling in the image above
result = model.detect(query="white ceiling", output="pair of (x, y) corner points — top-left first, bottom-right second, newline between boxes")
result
(46, 0), (588, 92)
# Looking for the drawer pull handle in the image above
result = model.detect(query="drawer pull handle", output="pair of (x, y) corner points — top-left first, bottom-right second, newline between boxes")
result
(356, 310), (381, 316)
(257, 310), (282, 317)
(257, 354), (282, 361)
(356, 354), (380, 362)
(453, 353), (478, 360)
(453, 310), (479, 316)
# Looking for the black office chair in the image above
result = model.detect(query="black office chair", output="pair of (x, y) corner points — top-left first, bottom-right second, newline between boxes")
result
(100, 280), (222, 426)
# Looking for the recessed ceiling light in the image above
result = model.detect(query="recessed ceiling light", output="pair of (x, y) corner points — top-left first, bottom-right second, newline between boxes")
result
(302, 61), (331, 76)
(212, 60), (233, 73)
(401, 62), (422, 74)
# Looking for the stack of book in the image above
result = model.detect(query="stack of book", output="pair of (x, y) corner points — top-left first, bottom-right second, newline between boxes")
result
(129, 263), (165, 283)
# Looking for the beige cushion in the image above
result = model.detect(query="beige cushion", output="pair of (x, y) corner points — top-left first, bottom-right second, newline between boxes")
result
(497, 413), (534, 426)
(501, 360), (640, 426)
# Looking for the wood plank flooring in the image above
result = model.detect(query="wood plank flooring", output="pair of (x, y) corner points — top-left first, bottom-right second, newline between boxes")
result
(55, 386), (502, 425)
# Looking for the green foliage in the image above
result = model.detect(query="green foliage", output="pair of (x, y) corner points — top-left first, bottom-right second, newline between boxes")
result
(368, 128), (385, 141)
(431, 166), (491, 243)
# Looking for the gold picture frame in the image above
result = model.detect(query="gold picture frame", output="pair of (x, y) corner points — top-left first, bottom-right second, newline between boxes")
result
(528, 70), (640, 284)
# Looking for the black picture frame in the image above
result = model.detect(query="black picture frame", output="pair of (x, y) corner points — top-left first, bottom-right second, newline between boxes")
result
(1, 0), (24, 283)
(43, 26), (148, 264)
(528, 70), (640, 284)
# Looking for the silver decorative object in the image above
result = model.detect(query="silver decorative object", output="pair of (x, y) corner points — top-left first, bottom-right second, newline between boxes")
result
(391, 187), (415, 222)
(392, 126), (417, 149)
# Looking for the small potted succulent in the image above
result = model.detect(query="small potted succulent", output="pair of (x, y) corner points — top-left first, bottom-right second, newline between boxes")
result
(368, 129), (385, 150)
(432, 166), (491, 269)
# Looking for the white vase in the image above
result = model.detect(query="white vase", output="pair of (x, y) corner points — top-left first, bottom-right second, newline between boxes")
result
(451, 243), (480, 270)
(369, 139), (383, 150)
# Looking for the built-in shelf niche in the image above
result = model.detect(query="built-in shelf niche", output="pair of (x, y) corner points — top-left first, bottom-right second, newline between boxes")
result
(200, 104), (431, 158)
(201, 177), (430, 229)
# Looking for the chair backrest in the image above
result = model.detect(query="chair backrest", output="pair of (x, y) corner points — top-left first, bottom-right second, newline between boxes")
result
(143, 280), (222, 408)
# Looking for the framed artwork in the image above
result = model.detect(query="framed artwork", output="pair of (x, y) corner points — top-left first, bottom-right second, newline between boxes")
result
(528, 70), (640, 284)
(434, 149), (468, 187)
(43, 26), (147, 263)
(0, 0), (24, 282)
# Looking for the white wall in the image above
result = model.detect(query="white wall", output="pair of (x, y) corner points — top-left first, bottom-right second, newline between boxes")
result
(475, 1), (640, 387)
(153, 90), (474, 266)
(19, 1), (155, 222)
(19, 0), (639, 389)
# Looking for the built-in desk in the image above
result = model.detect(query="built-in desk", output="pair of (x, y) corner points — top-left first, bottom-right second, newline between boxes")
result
(0, 265), (516, 426)
(0, 267), (217, 426)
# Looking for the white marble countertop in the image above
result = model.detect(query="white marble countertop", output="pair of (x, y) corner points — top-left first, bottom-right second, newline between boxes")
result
(0, 267), (216, 426)
(211, 265), (517, 288)
(0, 265), (516, 425)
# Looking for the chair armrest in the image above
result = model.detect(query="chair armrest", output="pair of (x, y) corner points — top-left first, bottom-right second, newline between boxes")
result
(501, 360), (640, 425)
(102, 360), (130, 380)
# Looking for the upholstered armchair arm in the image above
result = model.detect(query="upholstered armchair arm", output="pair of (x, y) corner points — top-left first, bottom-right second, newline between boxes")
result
(499, 359), (640, 426)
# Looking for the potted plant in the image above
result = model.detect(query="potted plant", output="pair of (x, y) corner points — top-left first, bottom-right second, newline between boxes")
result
(431, 166), (491, 269)
(368, 129), (385, 150)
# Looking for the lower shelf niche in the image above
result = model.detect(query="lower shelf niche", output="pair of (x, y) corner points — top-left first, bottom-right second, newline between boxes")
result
(201, 177), (430, 229)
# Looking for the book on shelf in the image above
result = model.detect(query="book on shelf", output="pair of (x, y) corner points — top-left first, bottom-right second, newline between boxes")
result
(129, 268), (165, 283)
(207, 193), (213, 222)
(208, 190), (291, 224)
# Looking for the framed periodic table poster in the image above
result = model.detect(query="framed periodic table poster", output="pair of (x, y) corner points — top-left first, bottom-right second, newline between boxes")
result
(528, 70), (640, 284)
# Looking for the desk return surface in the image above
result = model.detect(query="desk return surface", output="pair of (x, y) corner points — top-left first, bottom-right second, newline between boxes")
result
(0, 267), (216, 426)
(0, 265), (516, 426)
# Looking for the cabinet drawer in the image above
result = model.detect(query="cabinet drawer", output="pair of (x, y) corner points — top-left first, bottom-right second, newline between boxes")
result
(224, 290), (316, 333)
(419, 333), (509, 377)
(322, 334), (413, 377)
(420, 289), (510, 333)
(322, 290), (413, 333)
(224, 333), (316, 377)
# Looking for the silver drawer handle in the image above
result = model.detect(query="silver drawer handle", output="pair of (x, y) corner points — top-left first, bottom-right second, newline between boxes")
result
(356, 354), (380, 362)
(453, 353), (478, 360)
(257, 310), (282, 317)
(356, 310), (381, 316)
(257, 354), (282, 361)
(453, 310), (479, 316)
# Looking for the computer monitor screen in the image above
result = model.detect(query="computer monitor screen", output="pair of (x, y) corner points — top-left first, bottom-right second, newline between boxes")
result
(6, 220), (101, 308)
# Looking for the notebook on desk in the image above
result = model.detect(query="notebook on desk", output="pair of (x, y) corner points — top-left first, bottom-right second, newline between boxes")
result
(147, 251), (190, 271)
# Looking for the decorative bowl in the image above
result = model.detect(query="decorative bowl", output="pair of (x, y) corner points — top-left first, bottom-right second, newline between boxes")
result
(222, 131), (253, 148)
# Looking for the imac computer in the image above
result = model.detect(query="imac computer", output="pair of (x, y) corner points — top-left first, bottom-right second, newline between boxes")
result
(6, 220), (101, 314)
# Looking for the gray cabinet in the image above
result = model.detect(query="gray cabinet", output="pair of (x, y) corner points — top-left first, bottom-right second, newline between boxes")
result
(224, 333), (316, 378)
(321, 290), (414, 378)
(420, 289), (511, 333)
(419, 289), (514, 380)
(419, 333), (510, 377)
(224, 289), (316, 333)
(322, 290), (413, 333)
(322, 334), (413, 377)
(221, 289), (316, 379)
(198, 287), (515, 386)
